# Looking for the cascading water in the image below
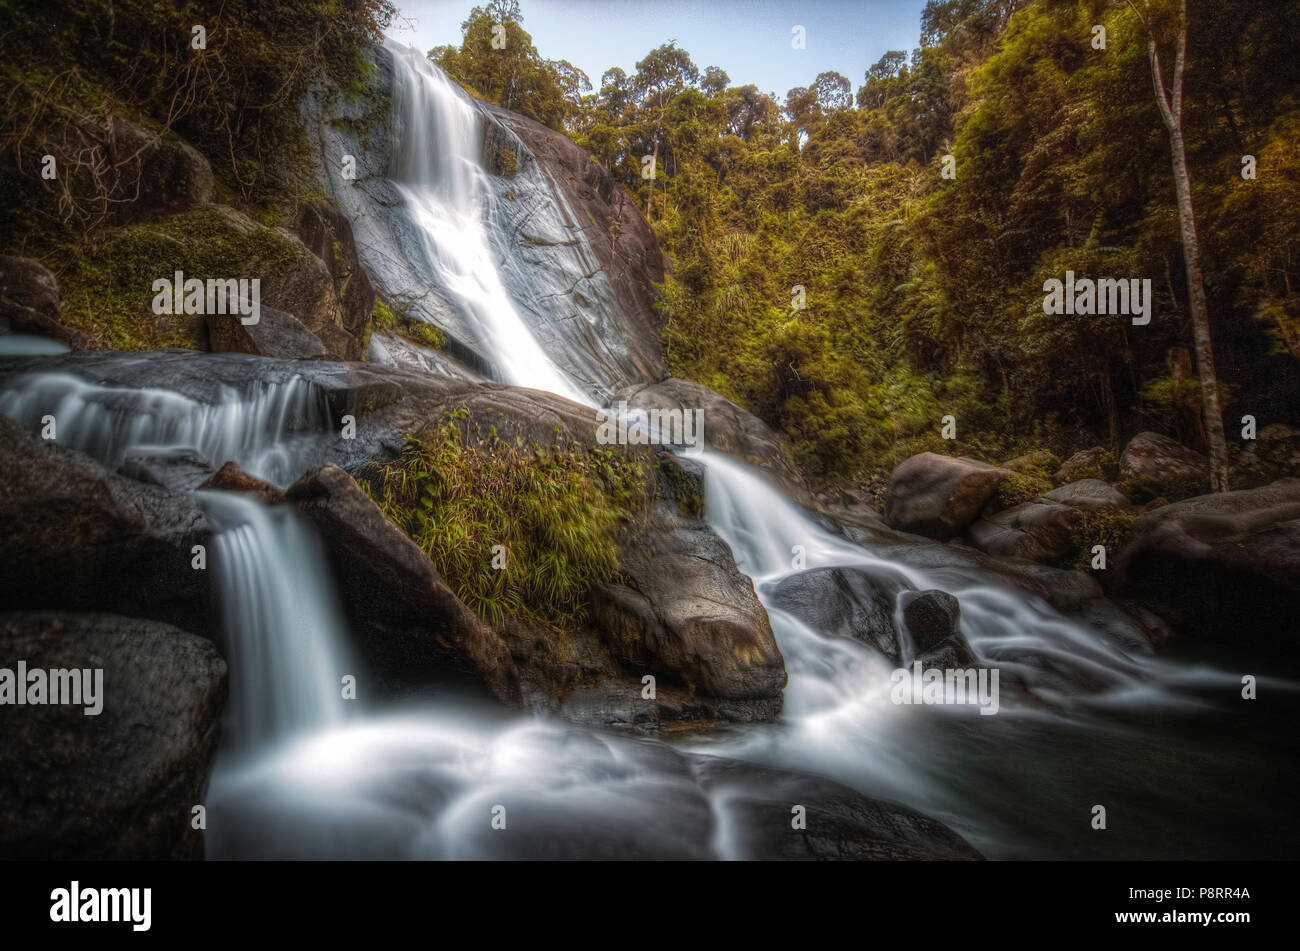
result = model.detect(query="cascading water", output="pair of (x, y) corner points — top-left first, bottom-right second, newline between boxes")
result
(385, 42), (588, 404)
(0, 370), (331, 485)
(4, 36), (1290, 860)
(201, 491), (355, 752)
(298, 44), (1296, 858)
(0, 365), (359, 776)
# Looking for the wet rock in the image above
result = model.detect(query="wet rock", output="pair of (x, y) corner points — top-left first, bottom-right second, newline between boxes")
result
(118, 450), (215, 494)
(1119, 431), (1210, 500)
(0, 415), (212, 636)
(205, 304), (327, 360)
(767, 567), (900, 663)
(0, 611), (227, 860)
(900, 589), (960, 649)
(0, 255), (86, 348)
(690, 756), (982, 860)
(307, 44), (664, 392)
(286, 464), (519, 703)
(656, 450), (706, 519)
(899, 589), (976, 668)
(200, 461), (286, 506)
(884, 453), (1010, 540)
(618, 377), (810, 502)
(592, 504), (786, 706)
(491, 104), (667, 383)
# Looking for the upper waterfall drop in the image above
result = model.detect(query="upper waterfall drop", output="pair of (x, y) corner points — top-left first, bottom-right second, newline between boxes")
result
(384, 41), (590, 404)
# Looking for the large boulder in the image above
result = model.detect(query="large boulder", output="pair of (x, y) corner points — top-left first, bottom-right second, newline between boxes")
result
(0, 416), (212, 636)
(289, 202), (376, 352)
(6, 108), (214, 226)
(286, 464), (519, 703)
(1111, 479), (1300, 652)
(884, 453), (1011, 540)
(194, 204), (366, 361)
(0, 612), (227, 859)
(617, 377), (809, 501)
(1119, 431), (1210, 500)
(0, 255), (86, 348)
(104, 117), (216, 224)
(1233, 423), (1300, 488)
(591, 504), (787, 710)
(767, 567), (900, 662)
(965, 500), (1083, 564)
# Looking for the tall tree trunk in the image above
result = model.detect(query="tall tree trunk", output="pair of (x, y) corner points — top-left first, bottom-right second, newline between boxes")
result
(1145, 0), (1230, 491)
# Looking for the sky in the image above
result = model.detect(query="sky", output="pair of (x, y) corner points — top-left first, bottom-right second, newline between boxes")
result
(387, 0), (931, 100)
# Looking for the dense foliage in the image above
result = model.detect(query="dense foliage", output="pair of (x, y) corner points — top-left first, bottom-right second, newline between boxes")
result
(438, 0), (1300, 485)
(1, 0), (395, 246)
(428, 0), (590, 130)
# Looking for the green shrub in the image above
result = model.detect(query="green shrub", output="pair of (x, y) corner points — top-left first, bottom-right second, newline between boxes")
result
(364, 414), (647, 626)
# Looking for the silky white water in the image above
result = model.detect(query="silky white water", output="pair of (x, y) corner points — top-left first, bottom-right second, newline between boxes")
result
(0, 370), (330, 485)
(385, 42), (588, 403)
(201, 491), (355, 751)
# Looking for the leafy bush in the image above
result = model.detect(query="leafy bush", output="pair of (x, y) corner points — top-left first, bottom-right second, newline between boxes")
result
(364, 413), (647, 626)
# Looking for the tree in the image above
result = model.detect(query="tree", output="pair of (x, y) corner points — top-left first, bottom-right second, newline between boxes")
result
(811, 71), (852, 112)
(1136, 0), (1229, 491)
(701, 66), (730, 97)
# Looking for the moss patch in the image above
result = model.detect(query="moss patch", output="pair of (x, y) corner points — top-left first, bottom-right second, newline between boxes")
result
(1071, 507), (1140, 571)
(993, 470), (1054, 509)
(366, 298), (447, 354)
(57, 206), (303, 350)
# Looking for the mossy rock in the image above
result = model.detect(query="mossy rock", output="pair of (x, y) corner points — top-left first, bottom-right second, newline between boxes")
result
(1071, 507), (1141, 571)
(993, 470), (1054, 509)
(363, 414), (648, 628)
(58, 206), (304, 350)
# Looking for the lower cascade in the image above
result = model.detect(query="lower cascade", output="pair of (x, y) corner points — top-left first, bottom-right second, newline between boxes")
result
(201, 491), (355, 753)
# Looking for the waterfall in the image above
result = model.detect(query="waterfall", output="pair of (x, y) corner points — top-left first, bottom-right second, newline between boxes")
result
(0, 368), (357, 754)
(385, 42), (589, 404)
(3, 35), (1279, 861)
(0, 370), (331, 485)
(202, 491), (354, 751)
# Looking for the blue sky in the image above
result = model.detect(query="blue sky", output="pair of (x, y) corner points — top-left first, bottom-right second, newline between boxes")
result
(388, 0), (930, 99)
